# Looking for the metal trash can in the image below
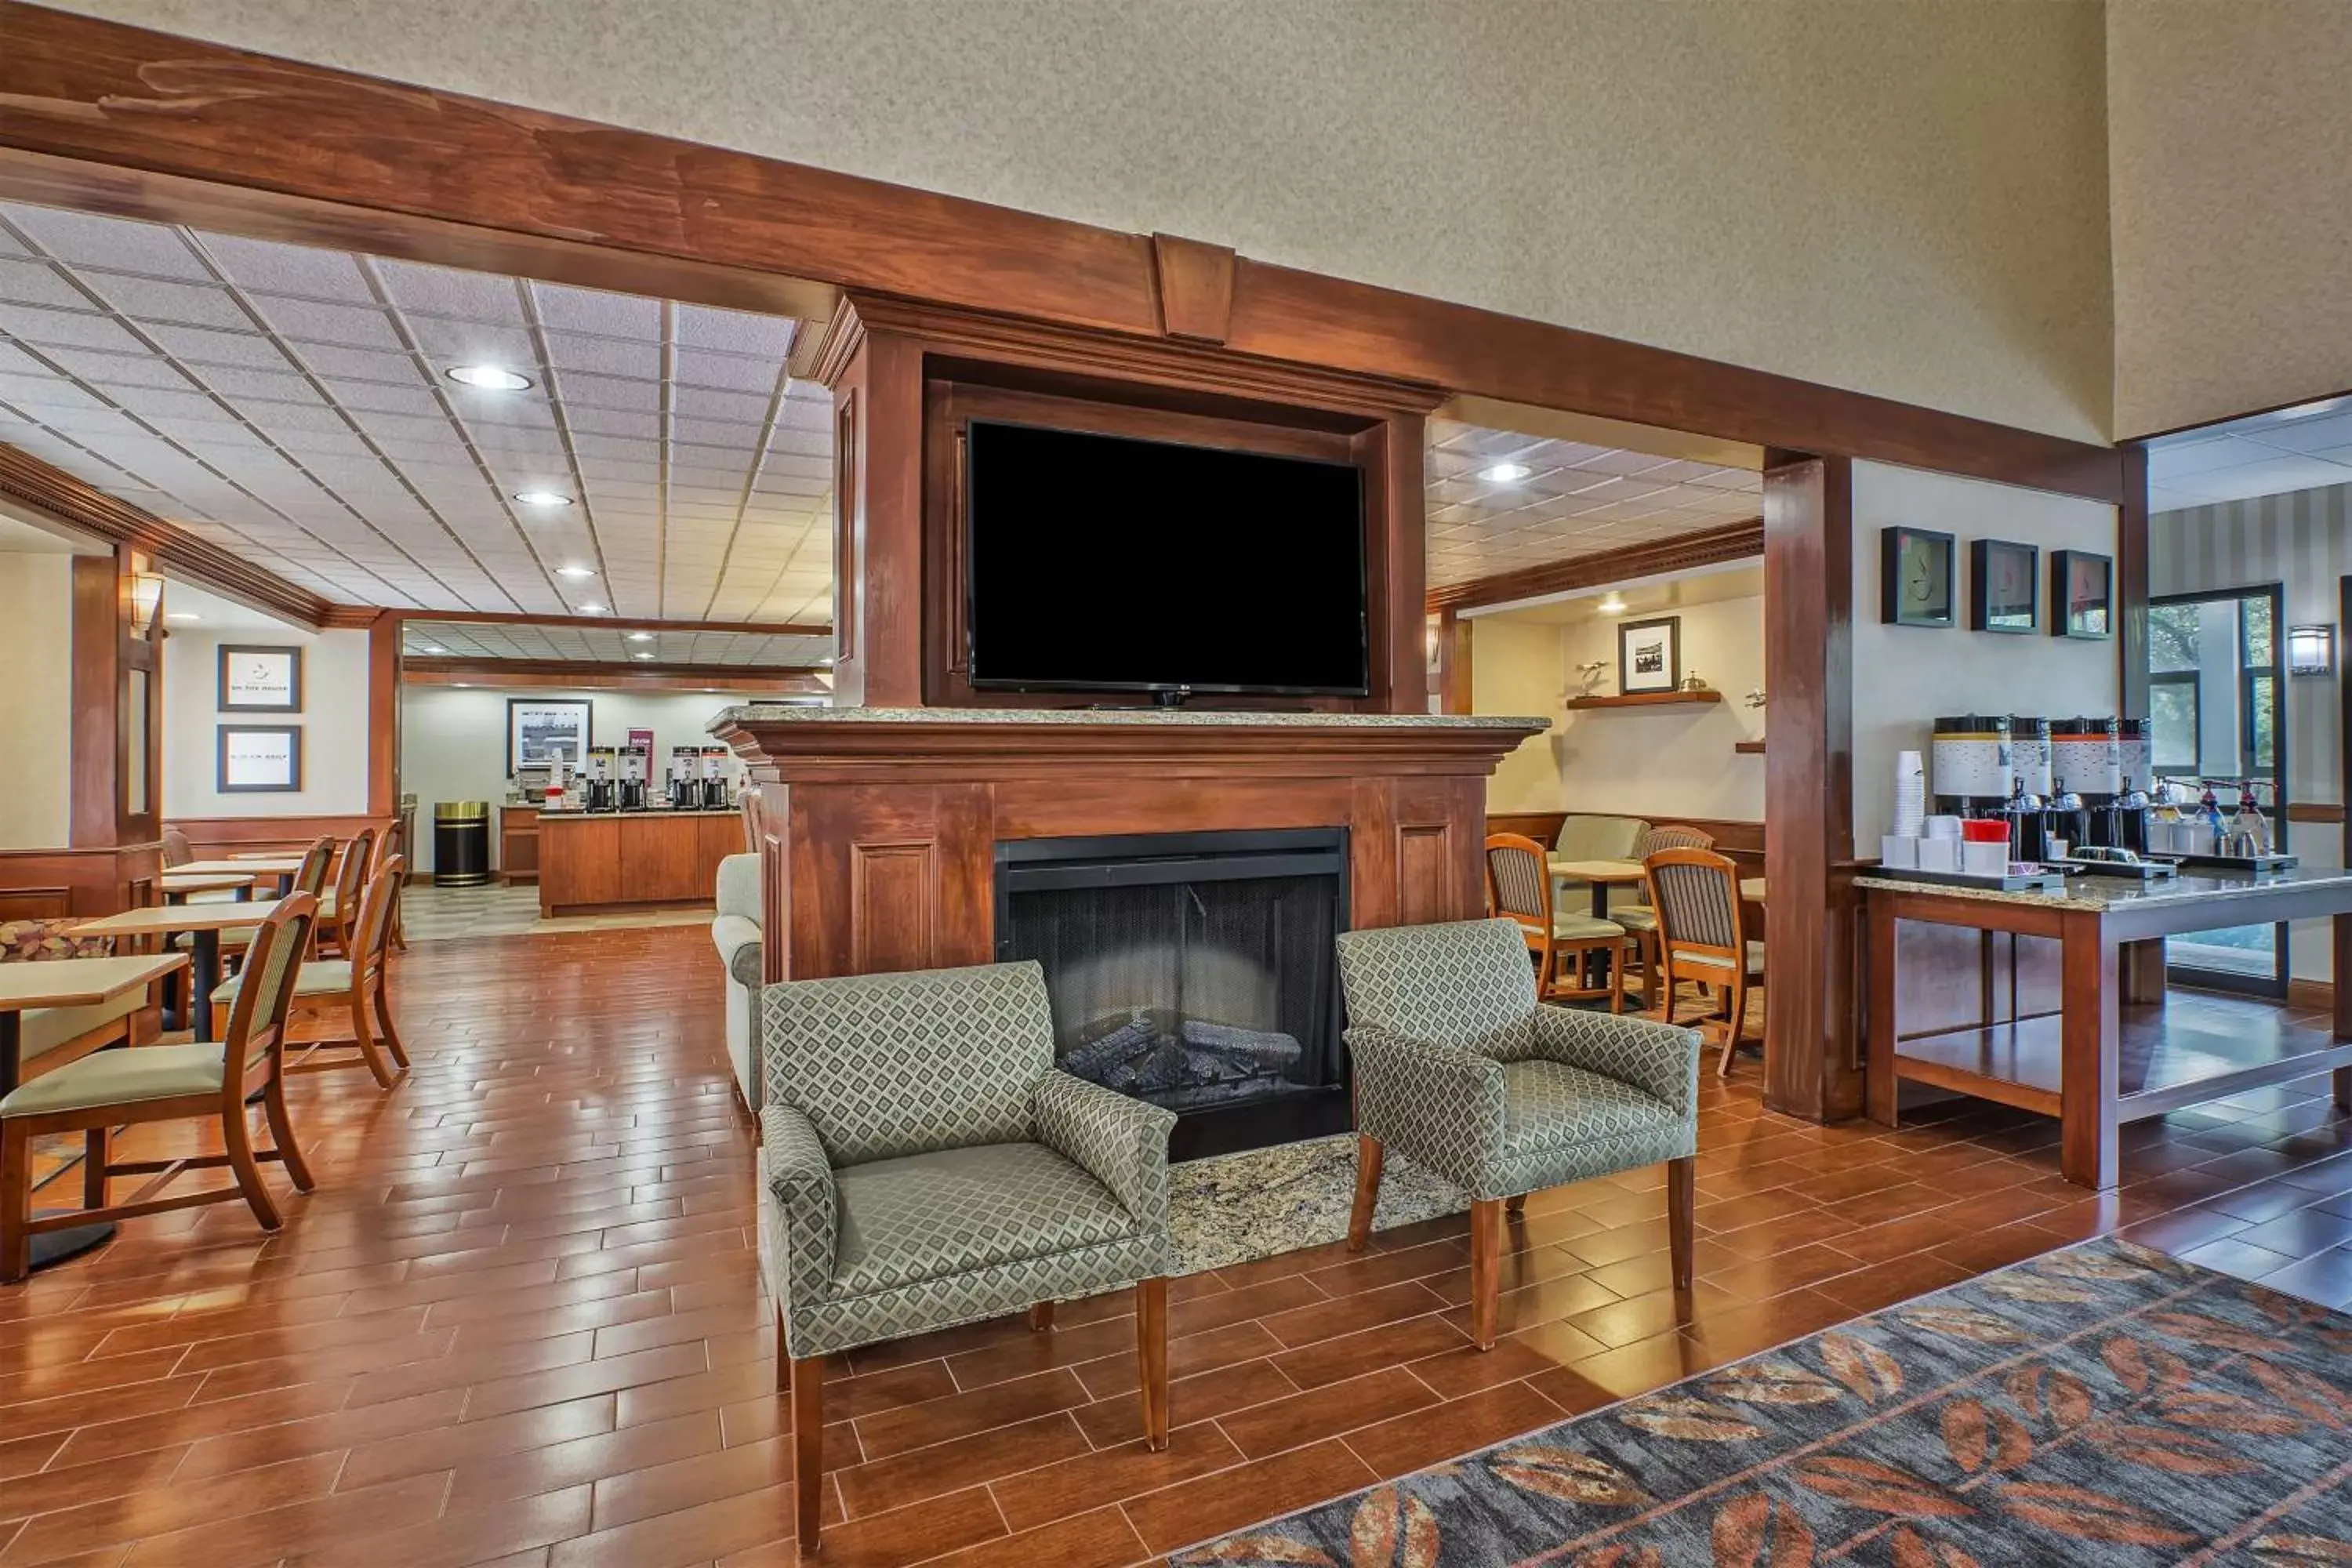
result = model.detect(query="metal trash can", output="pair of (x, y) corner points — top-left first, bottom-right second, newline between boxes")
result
(433, 800), (491, 887)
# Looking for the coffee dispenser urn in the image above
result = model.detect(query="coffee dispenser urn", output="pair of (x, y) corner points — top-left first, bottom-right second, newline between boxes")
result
(2004, 717), (2052, 861)
(2051, 717), (2122, 847)
(617, 744), (649, 812)
(583, 746), (618, 814)
(699, 746), (732, 811)
(667, 746), (699, 811)
(2111, 718), (2153, 854)
(1930, 716), (2013, 819)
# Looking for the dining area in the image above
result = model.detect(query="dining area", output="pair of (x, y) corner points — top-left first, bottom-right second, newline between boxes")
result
(1484, 813), (1767, 1074)
(0, 823), (412, 1280)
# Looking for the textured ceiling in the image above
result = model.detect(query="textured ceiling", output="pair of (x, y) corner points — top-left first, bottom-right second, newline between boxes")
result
(401, 621), (831, 667)
(1425, 418), (1762, 589)
(0, 202), (834, 623)
(2145, 398), (2352, 514)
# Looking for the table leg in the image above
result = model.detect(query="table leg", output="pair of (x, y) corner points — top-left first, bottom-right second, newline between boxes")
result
(274, 874), (294, 898)
(192, 930), (222, 1044)
(0, 1011), (118, 1271)
(1588, 883), (1613, 987)
(1864, 898), (1898, 1127)
(2059, 911), (2120, 1189)
(2119, 938), (2169, 1007)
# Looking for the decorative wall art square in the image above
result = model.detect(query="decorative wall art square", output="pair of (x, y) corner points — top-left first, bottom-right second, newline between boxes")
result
(216, 644), (303, 712)
(1970, 538), (2040, 633)
(2053, 549), (2113, 639)
(1617, 616), (1681, 695)
(506, 699), (593, 775)
(1880, 525), (1955, 628)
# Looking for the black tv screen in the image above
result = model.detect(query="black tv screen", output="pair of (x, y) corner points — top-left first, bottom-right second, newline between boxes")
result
(964, 421), (1369, 695)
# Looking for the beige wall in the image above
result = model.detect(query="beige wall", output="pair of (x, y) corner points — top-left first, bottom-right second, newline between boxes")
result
(162, 626), (373, 818)
(1469, 618), (1566, 815)
(1850, 463), (2121, 850)
(58, 0), (2114, 443)
(0, 554), (75, 850)
(2108, 2), (2352, 436)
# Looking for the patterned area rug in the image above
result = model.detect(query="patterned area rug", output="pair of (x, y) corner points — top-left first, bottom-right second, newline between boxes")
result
(1173, 1236), (2352, 1565)
(1170, 1134), (1465, 1276)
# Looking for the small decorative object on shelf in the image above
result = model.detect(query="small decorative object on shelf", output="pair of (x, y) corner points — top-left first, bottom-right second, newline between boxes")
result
(2051, 550), (2112, 639)
(1969, 538), (2039, 633)
(1744, 688), (1767, 710)
(1573, 660), (1609, 699)
(1880, 525), (1955, 628)
(1680, 670), (1706, 692)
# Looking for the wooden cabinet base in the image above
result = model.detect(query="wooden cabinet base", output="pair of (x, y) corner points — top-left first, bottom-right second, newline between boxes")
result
(538, 811), (739, 917)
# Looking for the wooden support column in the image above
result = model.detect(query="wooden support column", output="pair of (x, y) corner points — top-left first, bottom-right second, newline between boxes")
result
(62, 546), (161, 910)
(366, 611), (401, 819)
(2059, 910), (2122, 1189)
(1436, 610), (1472, 716)
(814, 301), (925, 708)
(1762, 452), (1860, 1121)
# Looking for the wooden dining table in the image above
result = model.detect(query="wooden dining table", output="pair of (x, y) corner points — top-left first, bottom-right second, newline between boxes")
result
(1546, 857), (1647, 920)
(71, 902), (282, 1043)
(176, 857), (307, 896)
(161, 871), (256, 904)
(0, 952), (190, 1271)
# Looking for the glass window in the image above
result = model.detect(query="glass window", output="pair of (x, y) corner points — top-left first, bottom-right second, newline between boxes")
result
(2151, 673), (2199, 771)
(2247, 672), (2278, 777)
(2242, 596), (2274, 667)
(2148, 602), (2201, 673)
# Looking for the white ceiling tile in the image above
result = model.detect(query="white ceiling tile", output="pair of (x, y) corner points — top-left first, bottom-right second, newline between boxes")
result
(0, 303), (147, 353)
(404, 318), (535, 365)
(673, 304), (797, 358)
(193, 232), (377, 301)
(9, 206), (211, 278)
(376, 260), (526, 324)
(672, 348), (782, 394)
(532, 283), (662, 341)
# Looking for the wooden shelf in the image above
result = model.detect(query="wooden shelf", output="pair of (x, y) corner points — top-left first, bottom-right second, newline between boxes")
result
(1733, 739), (1766, 755)
(1563, 689), (1724, 710)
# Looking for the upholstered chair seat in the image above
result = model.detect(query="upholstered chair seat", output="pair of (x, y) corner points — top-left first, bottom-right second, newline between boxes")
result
(1338, 918), (1701, 1351)
(1548, 912), (1627, 943)
(211, 959), (352, 1004)
(758, 959), (1177, 1555)
(1609, 903), (1657, 932)
(1673, 939), (1766, 978)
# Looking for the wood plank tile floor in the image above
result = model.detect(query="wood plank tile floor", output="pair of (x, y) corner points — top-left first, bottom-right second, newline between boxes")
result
(8, 930), (2352, 1566)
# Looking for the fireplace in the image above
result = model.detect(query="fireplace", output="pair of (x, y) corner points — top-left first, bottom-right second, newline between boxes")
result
(993, 829), (1350, 1160)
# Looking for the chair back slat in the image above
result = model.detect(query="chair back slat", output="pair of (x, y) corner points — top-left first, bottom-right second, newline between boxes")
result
(293, 837), (336, 898)
(354, 857), (403, 983)
(162, 827), (194, 868)
(1635, 824), (1717, 857)
(223, 894), (318, 1098)
(1645, 848), (1744, 960)
(1483, 833), (1551, 924)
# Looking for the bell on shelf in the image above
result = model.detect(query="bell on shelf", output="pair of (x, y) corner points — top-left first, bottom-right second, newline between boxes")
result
(1681, 670), (1706, 692)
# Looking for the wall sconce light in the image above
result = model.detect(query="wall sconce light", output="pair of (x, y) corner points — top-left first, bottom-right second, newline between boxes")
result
(2288, 623), (2336, 677)
(128, 572), (165, 637)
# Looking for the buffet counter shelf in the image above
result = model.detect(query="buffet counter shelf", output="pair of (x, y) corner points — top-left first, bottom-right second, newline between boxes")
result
(538, 808), (745, 917)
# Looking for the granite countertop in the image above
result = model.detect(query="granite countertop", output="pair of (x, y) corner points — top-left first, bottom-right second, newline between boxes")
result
(535, 807), (742, 819)
(1856, 865), (2352, 913)
(710, 706), (1548, 731)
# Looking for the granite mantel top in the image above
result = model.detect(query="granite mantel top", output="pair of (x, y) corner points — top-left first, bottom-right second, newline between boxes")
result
(710, 706), (1547, 733)
(1856, 866), (2352, 914)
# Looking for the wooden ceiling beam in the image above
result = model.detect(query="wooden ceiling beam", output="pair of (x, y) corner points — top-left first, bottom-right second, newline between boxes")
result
(0, 2), (2126, 505)
(401, 656), (829, 694)
(1426, 519), (1766, 615)
(394, 608), (833, 638)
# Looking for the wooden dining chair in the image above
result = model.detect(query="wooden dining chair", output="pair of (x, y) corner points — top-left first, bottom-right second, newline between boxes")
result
(1613, 826), (1719, 1009)
(213, 857), (408, 1089)
(376, 818), (409, 950)
(1485, 833), (1630, 1011)
(1642, 847), (1763, 1076)
(316, 829), (376, 960)
(2, 896), (320, 1282)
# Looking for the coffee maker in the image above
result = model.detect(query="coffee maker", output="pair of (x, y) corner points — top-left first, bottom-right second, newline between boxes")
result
(2048, 717), (2120, 849)
(2003, 716), (2052, 861)
(583, 746), (618, 813)
(666, 746), (700, 811)
(617, 744), (649, 812)
(697, 746), (733, 811)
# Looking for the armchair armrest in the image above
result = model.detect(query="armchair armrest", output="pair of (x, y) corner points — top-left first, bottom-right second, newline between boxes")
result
(1031, 1069), (1177, 1229)
(711, 914), (763, 989)
(1528, 1004), (1701, 1116)
(1347, 1025), (1507, 1185)
(760, 1102), (838, 1302)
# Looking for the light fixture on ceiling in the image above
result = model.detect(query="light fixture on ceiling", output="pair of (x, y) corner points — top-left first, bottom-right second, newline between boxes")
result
(514, 490), (573, 508)
(554, 565), (597, 579)
(165, 611), (201, 624)
(626, 631), (654, 643)
(1596, 593), (1628, 616)
(633, 652), (656, 662)
(575, 603), (607, 615)
(419, 644), (448, 655)
(1481, 462), (1531, 484)
(127, 571), (165, 637)
(447, 365), (532, 391)
(2276, 397), (2346, 421)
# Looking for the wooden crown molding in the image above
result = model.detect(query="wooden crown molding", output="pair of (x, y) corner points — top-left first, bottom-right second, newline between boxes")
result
(1425, 519), (1766, 614)
(0, 439), (336, 628)
(393, 608), (833, 637)
(403, 655), (829, 693)
(1152, 234), (1236, 344)
(0, 2), (2125, 504)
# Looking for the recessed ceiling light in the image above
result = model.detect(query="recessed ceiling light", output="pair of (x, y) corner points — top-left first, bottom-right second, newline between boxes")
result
(514, 490), (573, 508)
(420, 644), (448, 655)
(2276, 397), (2347, 420)
(633, 652), (656, 662)
(575, 603), (607, 615)
(626, 631), (654, 643)
(1597, 593), (1628, 616)
(554, 565), (597, 579)
(1481, 462), (1531, 484)
(447, 365), (532, 391)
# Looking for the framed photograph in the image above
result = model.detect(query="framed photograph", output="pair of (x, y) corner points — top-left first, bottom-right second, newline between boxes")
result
(506, 698), (593, 775)
(1969, 539), (2040, 633)
(216, 644), (303, 712)
(2052, 549), (2113, 639)
(1879, 525), (1956, 627)
(1617, 616), (1681, 695)
(216, 724), (302, 793)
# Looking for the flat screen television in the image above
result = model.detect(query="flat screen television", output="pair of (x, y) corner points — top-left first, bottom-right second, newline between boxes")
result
(964, 420), (1370, 697)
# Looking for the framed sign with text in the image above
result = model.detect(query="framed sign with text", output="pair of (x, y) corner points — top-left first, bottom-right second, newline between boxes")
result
(216, 644), (303, 713)
(216, 724), (303, 793)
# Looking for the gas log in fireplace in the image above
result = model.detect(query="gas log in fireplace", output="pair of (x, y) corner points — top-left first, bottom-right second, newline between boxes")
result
(994, 829), (1349, 1160)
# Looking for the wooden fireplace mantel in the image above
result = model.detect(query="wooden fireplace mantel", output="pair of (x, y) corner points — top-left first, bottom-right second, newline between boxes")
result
(711, 707), (1548, 985)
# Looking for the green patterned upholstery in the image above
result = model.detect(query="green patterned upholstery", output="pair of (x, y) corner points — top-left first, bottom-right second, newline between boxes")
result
(757, 962), (1176, 1361)
(1337, 919), (1700, 1202)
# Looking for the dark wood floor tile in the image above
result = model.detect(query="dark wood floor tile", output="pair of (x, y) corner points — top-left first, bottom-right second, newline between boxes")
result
(1072, 1357), (1299, 1449)
(1402, 1335), (1573, 1401)
(1270, 1313), (1471, 1391)
(1167, 1272), (1329, 1340)
(1931, 1221), (2068, 1275)
(941, 1312), (1139, 1392)
(1342, 1378), (1566, 1479)
(1068, 1318), (1286, 1403)
(1217, 1364), (1439, 1460)
(991, 1420), (1244, 1533)
(546, 1480), (803, 1568)
(2252, 1247), (2352, 1309)
(1682, 1289), (1855, 1363)
(2234, 1207), (2352, 1255)
(1258, 1278), (1450, 1351)
(177, 1387), (470, 1482)
(851, 1367), (1091, 1461)
(1302, 1237), (1470, 1297)
(339, 1392), (619, 1491)
(115, 1471), (450, 1568)
(2176, 1236), (2301, 1280)
(1423, 1243), (1599, 1308)
(283, 1484), (597, 1568)
(1815, 1252), (1979, 1315)
(1546, 1330), (1716, 1401)
(1120, 1436), (1379, 1556)
(442, 1410), (726, 1513)
(833, 1409), (1089, 1519)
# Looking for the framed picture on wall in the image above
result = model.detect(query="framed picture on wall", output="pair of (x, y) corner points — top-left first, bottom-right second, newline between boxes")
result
(216, 724), (302, 793)
(506, 698), (593, 776)
(2053, 549), (2113, 639)
(1969, 538), (2040, 633)
(216, 644), (303, 712)
(1879, 525), (1956, 627)
(1617, 616), (1681, 695)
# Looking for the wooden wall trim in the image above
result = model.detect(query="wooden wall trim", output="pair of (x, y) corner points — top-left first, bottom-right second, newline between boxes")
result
(167, 815), (390, 856)
(368, 612), (398, 818)
(0, 2), (2126, 506)
(393, 608), (833, 637)
(401, 657), (830, 692)
(1428, 521), (1765, 615)
(2118, 443), (2150, 724)
(2286, 802), (2346, 826)
(68, 553), (118, 848)
(2, 441), (336, 629)
(1152, 234), (1236, 345)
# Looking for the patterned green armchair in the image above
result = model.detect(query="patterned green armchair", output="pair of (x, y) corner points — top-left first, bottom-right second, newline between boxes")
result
(1337, 917), (1701, 1350)
(757, 959), (1177, 1554)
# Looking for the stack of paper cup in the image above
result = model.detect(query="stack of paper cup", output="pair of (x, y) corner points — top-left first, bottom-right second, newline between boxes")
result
(1893, 751), (1926, 839)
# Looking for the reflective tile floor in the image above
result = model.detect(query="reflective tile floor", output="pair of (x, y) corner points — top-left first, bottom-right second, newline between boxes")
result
(399, 883), (712, 943)
(5, 931), (2352, 1566)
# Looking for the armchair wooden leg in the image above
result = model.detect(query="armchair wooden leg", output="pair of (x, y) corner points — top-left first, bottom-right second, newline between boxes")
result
(1719, 971), (1748, 1077)
(792, 1355), (824, 1552)
(773, 1301), (789, 1393)
(1348, 1135), (1385, 1253)
(1469, 1198), (1502, 1350)
(262, 1069), (314, 1193)
(1028, 1301), (1054, 1331)
(1667, 1156), (1695, 1298)
(1138, 1276), (1170, 1451)
(1504, 1192), (1526, 1216)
